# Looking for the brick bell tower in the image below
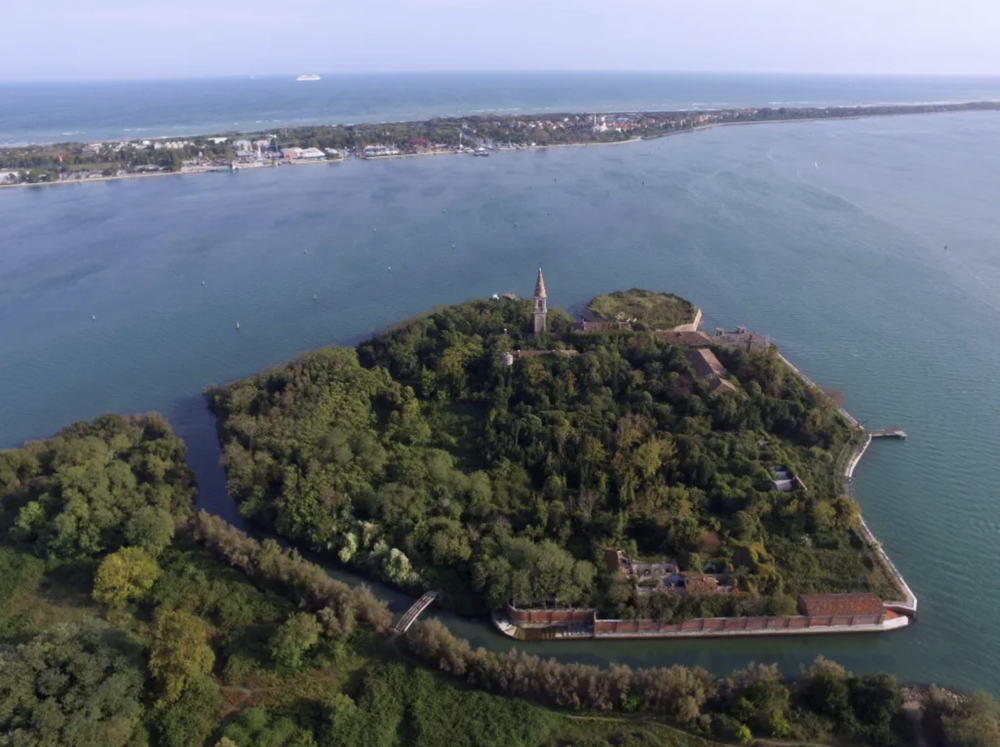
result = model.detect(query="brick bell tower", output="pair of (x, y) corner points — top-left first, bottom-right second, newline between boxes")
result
(533, 267), (547, 334)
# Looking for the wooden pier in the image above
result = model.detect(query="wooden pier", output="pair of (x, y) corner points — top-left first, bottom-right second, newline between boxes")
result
(868, 428), (907, 439)
(393, 591), (438, 634)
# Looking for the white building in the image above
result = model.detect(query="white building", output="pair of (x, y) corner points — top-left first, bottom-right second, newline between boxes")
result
(363, 144), (400, 158)
(299, 147), (325, 159)
(280, 147), (304, 159)
(152, 140), (192, 150)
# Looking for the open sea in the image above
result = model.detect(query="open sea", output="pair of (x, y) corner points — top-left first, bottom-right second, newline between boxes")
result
(1, 74), (999, 694)
(4, 71), (1000, 146)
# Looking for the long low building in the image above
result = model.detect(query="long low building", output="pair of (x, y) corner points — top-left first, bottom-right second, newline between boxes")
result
(797, 593), (884, 617)
(686, 348), (739, 393)
(494, 592), (910, 641)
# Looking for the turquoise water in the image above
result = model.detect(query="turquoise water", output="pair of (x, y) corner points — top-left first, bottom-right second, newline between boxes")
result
(2, 111), (999, 692)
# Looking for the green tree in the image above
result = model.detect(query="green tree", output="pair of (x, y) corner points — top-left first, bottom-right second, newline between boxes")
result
(271, 612), (323, 670)
(0, 623), (147, 747)
(223, 706), (316, 747)
(149, 608), (216, 702)
(926, 688), (1000, 747)
(0, 547), (45, 635)
(799, 656), (852, 723)
(125, 506), (176, 557)
(765, 592), (798, 617)
(473, 537), (595, 608)
(849, 672), (902, 744)
(152, 676), (223, 747)
(92, 546), (161, 609)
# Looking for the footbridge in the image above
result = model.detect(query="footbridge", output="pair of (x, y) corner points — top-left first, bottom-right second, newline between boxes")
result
(393, 591), (438, 634)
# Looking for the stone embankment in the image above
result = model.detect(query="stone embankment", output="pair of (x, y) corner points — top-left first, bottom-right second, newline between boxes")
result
(778, 351), (917, 615)
(671, 308), (703, 333)
(845, 435), (918, 614)
(494, 603), (909, 641)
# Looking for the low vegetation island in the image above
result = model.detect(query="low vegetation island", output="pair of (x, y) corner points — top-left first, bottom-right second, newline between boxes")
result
(587, 288), (701, 331)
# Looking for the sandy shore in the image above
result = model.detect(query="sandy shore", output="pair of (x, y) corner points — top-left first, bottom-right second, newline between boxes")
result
(0, 108), (975, 192)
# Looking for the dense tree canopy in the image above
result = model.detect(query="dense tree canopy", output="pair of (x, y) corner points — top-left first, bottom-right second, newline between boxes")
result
(210, 296), (884, 615)
(0, 622), (148, 747)
(0, 414), (194, 561)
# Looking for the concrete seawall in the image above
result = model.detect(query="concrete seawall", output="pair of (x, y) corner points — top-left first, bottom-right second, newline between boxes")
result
(671, 307), (703, 333)
(494, 606), (910, 641)
(592, 614), (909, 639)
(778, 353), (917, 615)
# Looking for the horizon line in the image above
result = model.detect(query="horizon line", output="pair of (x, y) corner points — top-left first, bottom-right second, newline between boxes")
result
(5, 69), (1000, 85)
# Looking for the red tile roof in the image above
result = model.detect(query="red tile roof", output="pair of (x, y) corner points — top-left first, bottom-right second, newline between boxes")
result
(573, 320), (633, 332)
(686, 348), (728, 379)
(797, 593), (884, 617)
(653, 330), (712, 346)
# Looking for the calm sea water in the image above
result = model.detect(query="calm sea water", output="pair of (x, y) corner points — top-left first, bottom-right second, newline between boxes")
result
(4, 72), (1000, 145)
(2, 92), (999, 692)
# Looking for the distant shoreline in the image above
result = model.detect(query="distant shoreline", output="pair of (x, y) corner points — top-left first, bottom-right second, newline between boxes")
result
(2, 102), (998, 191)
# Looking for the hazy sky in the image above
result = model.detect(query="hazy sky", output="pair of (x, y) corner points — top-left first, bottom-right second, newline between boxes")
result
(4, 0), (999, 81)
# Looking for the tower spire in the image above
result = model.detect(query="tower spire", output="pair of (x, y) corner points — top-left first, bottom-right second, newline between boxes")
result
(534, 267), (547, 298)
(533, 267), (548, 334)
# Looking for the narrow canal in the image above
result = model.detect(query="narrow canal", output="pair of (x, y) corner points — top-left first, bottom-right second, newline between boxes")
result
(184, 387), (909, 681)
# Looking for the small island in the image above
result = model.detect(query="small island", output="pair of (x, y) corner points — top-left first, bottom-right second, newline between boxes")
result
(207, 269), (914, 640)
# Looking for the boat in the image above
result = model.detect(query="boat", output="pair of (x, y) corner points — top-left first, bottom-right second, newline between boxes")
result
(474, 147), (489, 157)
(296, 74), (321, 82)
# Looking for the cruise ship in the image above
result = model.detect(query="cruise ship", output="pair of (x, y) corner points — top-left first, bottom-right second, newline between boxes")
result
(296, 74), (321, 82)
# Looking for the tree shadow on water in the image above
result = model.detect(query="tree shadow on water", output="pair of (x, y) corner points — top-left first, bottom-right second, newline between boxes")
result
(167, 391), (246, 531)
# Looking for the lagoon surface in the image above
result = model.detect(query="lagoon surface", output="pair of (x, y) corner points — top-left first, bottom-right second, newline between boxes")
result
(2, 109), (1000, 693)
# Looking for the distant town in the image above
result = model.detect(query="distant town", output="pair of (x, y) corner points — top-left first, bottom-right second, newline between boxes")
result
(2, 100), (999, 186)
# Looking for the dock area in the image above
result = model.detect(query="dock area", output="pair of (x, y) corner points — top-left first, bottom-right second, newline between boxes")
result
(869, 428), (907, 439)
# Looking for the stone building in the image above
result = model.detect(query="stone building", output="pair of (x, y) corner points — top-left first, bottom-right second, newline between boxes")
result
(533, 267), (548, 334)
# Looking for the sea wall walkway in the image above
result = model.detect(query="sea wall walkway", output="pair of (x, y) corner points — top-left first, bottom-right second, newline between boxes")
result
(778, 353), (918, 615)
(493, 604), (909, 641)
(845, 435), (919, 615)
(591, 612), (909, 639)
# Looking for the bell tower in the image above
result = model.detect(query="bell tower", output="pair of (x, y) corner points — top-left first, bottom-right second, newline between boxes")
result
(533, 267), (547, 335)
